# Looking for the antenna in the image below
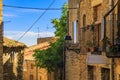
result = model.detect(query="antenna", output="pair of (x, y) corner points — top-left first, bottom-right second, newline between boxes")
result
(45, 25), (49, 37)
(37, 27), (40, 38)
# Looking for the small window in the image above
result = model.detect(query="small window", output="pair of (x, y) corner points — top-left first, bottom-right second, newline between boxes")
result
(73, 21), (77, 43)
(83, 15), (86, 27)
(82, 14), (86, 41)
(31, 64), (34, 69)
(93, 4), (101, 21)
(118, 74), (120, 80)
(88, 66), (94, 80)
(101, 68), (110, 80)
(40, 76), (42, 80)
(30, 75), (34, 80)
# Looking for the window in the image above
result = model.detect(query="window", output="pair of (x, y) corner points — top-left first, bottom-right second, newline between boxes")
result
(118, 74), (120, 80)
(83, 15), (86, 27)
(82, 15), (86, 42)
(73, 21), (77, 43)
(93, 4), (101, 21)
(31, 63), (34, 69)
(101, 68), (110, 80)
(88, 66), (94, 80)
(95, 23), (101, 47)
(40, 76), (42, 80)
(30, 75), (34, 80)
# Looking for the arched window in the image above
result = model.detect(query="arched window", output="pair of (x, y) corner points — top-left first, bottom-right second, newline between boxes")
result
(31, 63), (34, 69)
(82, 14), (86, 42)
(83, 14), (86, 27)
(73, 21), (77, 43)
(30, 74), (34, 80)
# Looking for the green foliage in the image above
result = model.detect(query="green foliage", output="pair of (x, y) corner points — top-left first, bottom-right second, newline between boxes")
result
(86, 40), (94, 47)
(33, 3), (68, 72)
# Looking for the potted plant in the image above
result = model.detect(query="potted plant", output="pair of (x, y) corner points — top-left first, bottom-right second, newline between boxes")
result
(81, 43), (87, 53)
(86, 40), (94, 52)
(106, 45), (120, 58)
(106, 37), (120, 58)
(82, 27), (86, 32)
(90, 23), (95, 31)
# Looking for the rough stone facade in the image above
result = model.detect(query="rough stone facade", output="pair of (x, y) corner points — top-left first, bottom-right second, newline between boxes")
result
(65, 51), (88, 80)
(0, 0), (3, 79)
(23, 60), (48, 80)
(66, 0), (120, 80)
(23, 42), (54, 80)
(3, 38), (26, 80)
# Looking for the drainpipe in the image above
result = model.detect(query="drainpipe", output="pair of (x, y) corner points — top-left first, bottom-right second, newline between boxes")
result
(110, 0), (114, 45)
(109, 0), (114, 80)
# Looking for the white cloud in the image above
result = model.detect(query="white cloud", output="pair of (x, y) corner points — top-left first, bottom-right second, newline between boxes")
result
(3, 13), (17, 17)
(4, 30), (55, 46)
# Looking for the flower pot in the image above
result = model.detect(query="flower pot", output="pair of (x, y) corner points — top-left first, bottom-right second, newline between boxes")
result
(106, 45), (120, 58)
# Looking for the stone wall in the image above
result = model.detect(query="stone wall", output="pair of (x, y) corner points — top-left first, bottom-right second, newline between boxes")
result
(66, 0), (120, 80)
(0, 0), (3, 79)
(23, 60), (48, 80)
(65, 50), (87, 80)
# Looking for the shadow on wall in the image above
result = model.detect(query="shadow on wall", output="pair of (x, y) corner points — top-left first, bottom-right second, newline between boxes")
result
(3, 59), (17, 80)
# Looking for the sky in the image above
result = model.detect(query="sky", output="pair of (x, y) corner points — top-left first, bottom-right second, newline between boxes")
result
(3, 0), (68, 46)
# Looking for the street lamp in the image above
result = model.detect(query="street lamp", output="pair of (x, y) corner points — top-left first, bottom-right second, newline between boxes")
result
(64, 35), (72, 41)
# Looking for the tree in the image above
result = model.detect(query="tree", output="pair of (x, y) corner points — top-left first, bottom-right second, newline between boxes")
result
(33, 3), (68, 79)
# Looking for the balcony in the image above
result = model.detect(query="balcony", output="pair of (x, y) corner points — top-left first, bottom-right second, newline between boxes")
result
(64, 35), (81, 53)
(66, 43), (81, 54)
(90, 46), (102, 55)
(106, 44), (120, 58)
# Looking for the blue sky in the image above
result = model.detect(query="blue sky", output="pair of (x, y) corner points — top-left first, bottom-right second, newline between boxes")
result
(3, 0), (68, 46)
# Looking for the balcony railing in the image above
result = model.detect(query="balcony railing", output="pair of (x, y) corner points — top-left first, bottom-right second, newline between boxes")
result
(66, 43), (81, 54)
(106, 44), (120, 58)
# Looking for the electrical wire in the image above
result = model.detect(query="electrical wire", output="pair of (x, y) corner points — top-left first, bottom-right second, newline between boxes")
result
(3, 4), (61, 10)
(3, 4), (77, 10)
(17, 0), (55, 41)
(4, 0), (55, 53)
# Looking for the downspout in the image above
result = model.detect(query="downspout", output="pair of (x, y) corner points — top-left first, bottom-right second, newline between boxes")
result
(110, 0), (114, 80)
(110, 0), (114, 45)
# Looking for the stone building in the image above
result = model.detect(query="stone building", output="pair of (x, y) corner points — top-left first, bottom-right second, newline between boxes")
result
(23, 37), (57, 80)
(66, 0), (120, 80)
(0, 0), (3, 80)
(23, 42), (50, 80)
(3, 37), (26, 80)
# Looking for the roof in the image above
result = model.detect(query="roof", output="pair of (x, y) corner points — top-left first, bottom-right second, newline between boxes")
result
(37, 37), (58, 44)
(3, 37), (27, 47)
(24, 42), (50, 60)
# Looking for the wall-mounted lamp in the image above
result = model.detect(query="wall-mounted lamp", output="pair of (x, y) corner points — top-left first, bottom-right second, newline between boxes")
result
(64, 35), (72, 41)
(64, 35), (81, 53)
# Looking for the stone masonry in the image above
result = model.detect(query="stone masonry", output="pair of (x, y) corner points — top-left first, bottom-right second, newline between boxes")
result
(0, 0), (3, 79)
(66, 0), (120, 80)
